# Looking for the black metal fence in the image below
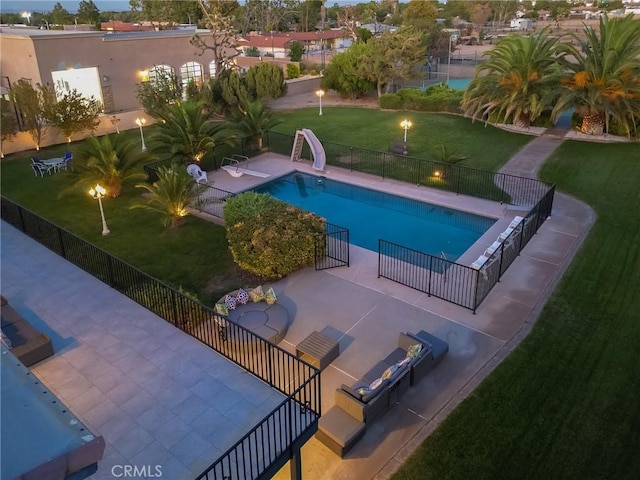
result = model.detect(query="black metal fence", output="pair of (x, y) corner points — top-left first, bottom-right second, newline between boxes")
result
(0, 197), (320, 480)
(378, 184), (556, 312)
(265, 131), (551, 207)
(314, 222), (350, 270)
(194, 184), (236, 219)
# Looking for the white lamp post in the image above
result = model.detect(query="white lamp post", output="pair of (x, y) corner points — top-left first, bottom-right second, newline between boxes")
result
(21, 11), (32, 25)
(400, 119), (412, 143)
(447, 34), (454, 84)
(89, 184), (110, 236)
(135, 117), (147, 151)
(316, 89), (325, 116)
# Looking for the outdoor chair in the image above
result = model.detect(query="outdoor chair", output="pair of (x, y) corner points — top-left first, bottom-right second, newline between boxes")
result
(31, 158), (54, 177)
(186, 164), (208, 184)
(57, 152), (73, 171)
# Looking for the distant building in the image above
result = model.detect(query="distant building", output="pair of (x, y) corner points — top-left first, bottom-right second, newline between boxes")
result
(237, 30), (347, 59)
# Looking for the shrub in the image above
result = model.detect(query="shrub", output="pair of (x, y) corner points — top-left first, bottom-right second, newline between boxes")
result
(286, 63), (300, 79)
(379, 93), (403, 109)
(224, 192), (325, 279)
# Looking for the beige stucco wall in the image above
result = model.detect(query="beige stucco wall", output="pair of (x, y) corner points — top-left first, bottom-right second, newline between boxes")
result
(0, 35), (42, 86)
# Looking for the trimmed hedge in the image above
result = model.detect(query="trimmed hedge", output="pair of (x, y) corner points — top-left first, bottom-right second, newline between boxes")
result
(379, 85), (464, 113)
(223, 192), (325, 279)
(286, 63), (300, 79)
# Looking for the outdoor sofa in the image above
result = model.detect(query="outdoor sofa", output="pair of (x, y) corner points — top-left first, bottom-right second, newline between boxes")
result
(316, 330), (448, 457)
(1, 295), (54, 367)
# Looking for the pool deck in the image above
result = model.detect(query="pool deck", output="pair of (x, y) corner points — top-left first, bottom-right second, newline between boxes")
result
(0, 134), (595, 480)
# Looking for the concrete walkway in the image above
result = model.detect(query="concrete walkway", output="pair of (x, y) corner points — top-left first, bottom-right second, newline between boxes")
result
(0, 224), (284, 480)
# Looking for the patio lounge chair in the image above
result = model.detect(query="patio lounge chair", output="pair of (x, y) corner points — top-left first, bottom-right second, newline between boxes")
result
(187, 164), (208, 184)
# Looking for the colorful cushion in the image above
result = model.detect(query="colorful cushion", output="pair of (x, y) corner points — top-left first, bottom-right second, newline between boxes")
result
(381, 364), (399, 380)
(407, 343), (423, 359)
(236, 288), (249, 305)
(369, 377), (383, 390)
(357, 387), (371, 398)
(249, 285), (265, 303)
(265, 287), (277, 305)
(397, 357), (411, 368)
(225, 294), (238, 310)
(215, 302), (229, 316)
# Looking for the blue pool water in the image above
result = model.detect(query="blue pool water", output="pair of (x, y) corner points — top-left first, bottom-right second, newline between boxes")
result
(446, 78), (473, 90)
(251, 173), (495, 260)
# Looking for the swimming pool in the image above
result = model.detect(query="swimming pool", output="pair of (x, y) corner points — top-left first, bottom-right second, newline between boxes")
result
(251, 173), (495, 261)
(446, 78), (473, 90)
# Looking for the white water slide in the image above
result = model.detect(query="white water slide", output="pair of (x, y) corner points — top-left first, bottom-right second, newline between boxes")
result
(290, 129), (326, 171)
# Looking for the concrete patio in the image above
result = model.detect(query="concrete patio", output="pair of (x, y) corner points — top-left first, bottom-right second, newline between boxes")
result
(1, 135), (594, 479)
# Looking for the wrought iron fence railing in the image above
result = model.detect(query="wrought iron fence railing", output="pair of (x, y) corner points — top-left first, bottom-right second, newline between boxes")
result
(314, 222), (350, 271)
(378, 184), (555, 312)
(0, 197), (320, 480)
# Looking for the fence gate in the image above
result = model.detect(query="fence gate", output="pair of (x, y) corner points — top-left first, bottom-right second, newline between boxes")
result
(314, 223), (350, 270)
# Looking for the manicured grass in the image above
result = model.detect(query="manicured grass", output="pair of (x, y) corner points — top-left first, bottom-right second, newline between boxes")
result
(393, 140), (640, 479)
(1, 146), (244, 304)
(271, 107), (532, 172)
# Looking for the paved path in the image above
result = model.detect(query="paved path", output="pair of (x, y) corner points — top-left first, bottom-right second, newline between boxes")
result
(0, 224), (284, 480)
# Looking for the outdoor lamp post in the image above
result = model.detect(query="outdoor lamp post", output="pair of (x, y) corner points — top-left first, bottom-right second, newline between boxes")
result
(316, 89), (325, 116)
(135, 117), (147, 151)
(89, 184), (110, 236)
(400, 119), (412, 143)
(21, 11), (32, 24)
(447, 34), (454, 83)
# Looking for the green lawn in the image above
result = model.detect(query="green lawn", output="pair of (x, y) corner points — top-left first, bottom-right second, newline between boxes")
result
(271, 107), (532, 172)
(393, 140), (640, 479)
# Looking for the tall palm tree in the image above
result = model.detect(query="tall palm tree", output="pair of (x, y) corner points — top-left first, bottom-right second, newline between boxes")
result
(132, 164), (207, 228)
(553, 14), (640, 136)
(229, 100), (283, 150)
(463, 31), (564, 128)
(65, 134), (149, 198)
(151, 100), (235, 165)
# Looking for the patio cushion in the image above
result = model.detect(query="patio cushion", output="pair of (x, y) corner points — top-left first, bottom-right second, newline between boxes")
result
(236, 288), (249, 305)
(225, 294), (238, 310)
(249, 285), (265, 303)
(215, 303), (229, 316)
(265, 288), (277, 305)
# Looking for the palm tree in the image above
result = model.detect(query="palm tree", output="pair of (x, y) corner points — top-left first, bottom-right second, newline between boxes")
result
(132, 164), (207, 228)
(463, 32), (564, 128)
(151, 100), (235, 165)
(65, 134), (149, 198)
(229, 100), (283, 150)
(553, 14), (640, 136)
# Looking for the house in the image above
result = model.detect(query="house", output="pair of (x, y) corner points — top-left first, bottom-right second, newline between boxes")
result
(237, 30), (347, 59)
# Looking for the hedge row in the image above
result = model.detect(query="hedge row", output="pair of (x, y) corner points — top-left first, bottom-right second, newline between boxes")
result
(379, 84), (464, 113)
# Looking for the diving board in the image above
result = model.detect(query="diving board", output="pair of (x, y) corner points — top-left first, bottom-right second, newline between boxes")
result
(291, 129), (326, 171)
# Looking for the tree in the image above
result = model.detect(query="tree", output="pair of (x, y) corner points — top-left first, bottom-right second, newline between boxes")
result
(1, 98), (19, 158)
(297, 0), (322, 32)
(45, 89), (102, 143)
(321, 43), (376, 99)
(129, 0), (202, 27)
(132, 164), (206, 228)
(245, 63), (287, 100)
(190, 0), (241, 79)
(135, 69), (182, 118)
(360, 28), (427, 97)
(288, 40), (305, 62)
(8, 80), (56, 150)
(402, 0), (437, 31)
(463, 32), (563, 128)
(553, 14), (640, 135)
(77, 0), (100, 28)
(66, 134), (149, 198)
(151, 100), (235, 164)
(229, 100), (283, 150)
(50, 2), (73, 25)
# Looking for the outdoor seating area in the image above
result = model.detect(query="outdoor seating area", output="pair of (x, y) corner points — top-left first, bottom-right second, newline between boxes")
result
(187, 163), (208, 184)
(1, 295), (54, 367)
(470, 215), (525, 270)
(31, 152), (72, 177)
(316, 330), (449, 457)
(213, 287), (290, 345)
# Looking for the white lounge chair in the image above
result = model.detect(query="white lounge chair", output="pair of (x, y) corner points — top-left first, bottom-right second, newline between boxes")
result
(470, 255), (489, 270)
(187, 164), (208, 184)
(485, 241), (503, 257)
(508, 216), (524, 229)
(498, 227), (515, 242)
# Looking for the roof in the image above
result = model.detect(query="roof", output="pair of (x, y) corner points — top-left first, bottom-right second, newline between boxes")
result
(238, 30), (345, 48)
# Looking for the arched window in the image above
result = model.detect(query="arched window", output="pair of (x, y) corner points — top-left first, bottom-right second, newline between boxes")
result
(148, 64), (175, 84)
(208, 61), (217, 80)
(180, 61), (203, 91)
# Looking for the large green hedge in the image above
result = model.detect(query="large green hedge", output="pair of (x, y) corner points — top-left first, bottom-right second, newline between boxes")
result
(380, 84), (464, 113)
(223, 192), (325, 279)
